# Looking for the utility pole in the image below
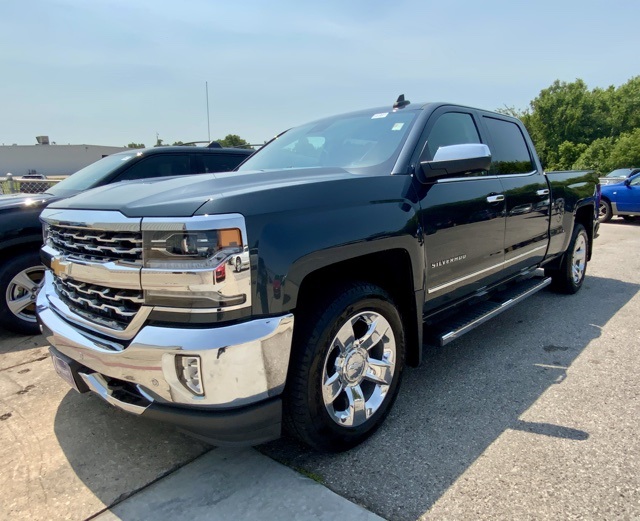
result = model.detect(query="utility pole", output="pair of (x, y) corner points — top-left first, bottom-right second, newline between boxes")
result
(206, 81), (211, 142)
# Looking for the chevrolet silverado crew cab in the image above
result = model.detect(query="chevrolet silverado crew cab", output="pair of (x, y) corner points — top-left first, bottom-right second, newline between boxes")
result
(0, 144), (252, 334)
(37, 97), (599, 451)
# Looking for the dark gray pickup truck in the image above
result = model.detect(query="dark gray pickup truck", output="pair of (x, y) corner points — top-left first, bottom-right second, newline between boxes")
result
(37, 97), (599, 451)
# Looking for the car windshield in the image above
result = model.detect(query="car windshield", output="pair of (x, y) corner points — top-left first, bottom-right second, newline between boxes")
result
(605, 168), (633, 178)
(46, 152), (137, 197)
(237, 110), (417, 174)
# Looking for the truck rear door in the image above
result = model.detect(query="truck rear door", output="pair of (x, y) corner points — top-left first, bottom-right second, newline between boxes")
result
(479, 115), (550, 277)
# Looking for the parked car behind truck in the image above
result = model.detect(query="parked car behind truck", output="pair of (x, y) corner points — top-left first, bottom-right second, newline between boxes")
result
(38, 98), (599, 451)
(0, 145), (253, 334)
(599, 171), (640, 222)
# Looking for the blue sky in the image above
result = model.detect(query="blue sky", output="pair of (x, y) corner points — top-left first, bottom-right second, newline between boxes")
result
(1, 0), (638, 147)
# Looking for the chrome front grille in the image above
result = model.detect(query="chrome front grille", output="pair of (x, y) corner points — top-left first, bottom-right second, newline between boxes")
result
(53, 277), (143, 330)
(48, 225), (142, 263)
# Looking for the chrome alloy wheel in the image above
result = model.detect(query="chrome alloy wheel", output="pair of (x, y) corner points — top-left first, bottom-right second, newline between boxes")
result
(571, 233), (587, 285)
(6, 266), (45, 324)
(321, 311), (396, 427)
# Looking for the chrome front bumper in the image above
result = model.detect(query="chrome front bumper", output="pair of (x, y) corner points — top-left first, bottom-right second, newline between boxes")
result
(37, 274), (294, 410)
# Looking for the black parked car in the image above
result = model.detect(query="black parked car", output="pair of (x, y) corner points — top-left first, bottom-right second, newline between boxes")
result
(0, 145), (253, 334)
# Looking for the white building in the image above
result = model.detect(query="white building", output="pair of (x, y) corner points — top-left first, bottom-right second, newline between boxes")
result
(0, 143), (128, 177)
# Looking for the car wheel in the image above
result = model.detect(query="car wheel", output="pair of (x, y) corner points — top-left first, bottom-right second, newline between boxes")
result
(546, 223), (588, 295)
(598, 200), (612, 223)
(235, 257), (242, 272)
(284, 282), (405, 452)
(0, 251), (45, 335)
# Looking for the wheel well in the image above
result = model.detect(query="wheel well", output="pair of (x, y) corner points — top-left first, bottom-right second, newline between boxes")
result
(294, 249), (421, 367)
(575, 204), (594, 261)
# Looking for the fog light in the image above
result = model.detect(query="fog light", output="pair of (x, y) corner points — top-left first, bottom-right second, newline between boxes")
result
(176, 355), (204, 396)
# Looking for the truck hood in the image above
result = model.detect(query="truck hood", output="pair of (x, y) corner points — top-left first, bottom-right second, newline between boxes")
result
(46, 168), (366, 217)
(0, 192), (56, 211)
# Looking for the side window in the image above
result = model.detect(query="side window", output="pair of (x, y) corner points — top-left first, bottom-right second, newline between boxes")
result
(630, 175), (640, 187)
(424, 112), (481, 160)
(115, 155), (191, 182)
(202, 154), (247, 173)
(483, 117), (534, 175)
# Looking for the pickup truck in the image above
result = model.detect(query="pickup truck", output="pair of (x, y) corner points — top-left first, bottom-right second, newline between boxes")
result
(37, 98), (599, 451)
(0, 145), (252, 334)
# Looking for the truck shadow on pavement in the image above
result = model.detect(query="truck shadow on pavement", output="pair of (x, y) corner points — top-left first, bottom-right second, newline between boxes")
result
(53, 390), (211, 514)
(259, 274), (639, 521)
(49, 274), (637, 520)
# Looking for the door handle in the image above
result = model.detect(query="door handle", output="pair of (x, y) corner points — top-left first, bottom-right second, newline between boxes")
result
(486, 194), (505, 203)
(536, 189), (550, 196)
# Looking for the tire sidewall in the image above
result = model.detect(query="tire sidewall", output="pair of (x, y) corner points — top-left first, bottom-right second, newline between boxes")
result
(302, 290), (405, 449)
(599, 200), (612, 223)
(565, 225), (588, 292)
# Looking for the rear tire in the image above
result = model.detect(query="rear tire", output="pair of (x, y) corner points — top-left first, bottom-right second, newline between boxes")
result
(545, 223), (588, 294)
(0, 251), (45, 335)
(598, 200), (612, 223)
(284, 282), (405, 452)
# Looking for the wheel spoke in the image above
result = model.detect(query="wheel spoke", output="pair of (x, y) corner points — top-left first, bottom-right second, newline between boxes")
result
(342, 385), (367, 426)
(334, 322), (355, 353)
(364, 357), (393, 385)
(11, 270), (41, 293)
(7, 293), (32, 315)
(322, 372), (344, 405)
(359, 317), (390, 351)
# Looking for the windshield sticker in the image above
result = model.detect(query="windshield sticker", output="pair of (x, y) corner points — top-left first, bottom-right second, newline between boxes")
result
(391, 123), (404, 131)
(371, 112), (388, 119)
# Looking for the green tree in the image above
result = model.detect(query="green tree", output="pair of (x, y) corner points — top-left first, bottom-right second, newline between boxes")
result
(607, 128), (640, 170)
(556, 141), (588, 171)
(609, 76), (640, 136)
(572, 136), (616, 174)
(217, 134), (250, 148)
(524, 79), (610, 168)
(126, 142), (145, 149)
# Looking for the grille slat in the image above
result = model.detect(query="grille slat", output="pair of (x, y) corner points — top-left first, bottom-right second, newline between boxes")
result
(49, 225), (142, 264)
(53, 277), (143, 330)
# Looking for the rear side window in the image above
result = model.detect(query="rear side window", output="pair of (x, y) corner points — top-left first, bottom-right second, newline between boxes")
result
(115, 155), (191, 182)
(424, 112), (481, 160)
(202, 154), (247, 173)
(483, 117), (534, 175)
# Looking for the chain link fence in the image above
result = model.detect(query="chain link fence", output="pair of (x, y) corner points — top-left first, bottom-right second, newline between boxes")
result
(0, 174), (61, 195)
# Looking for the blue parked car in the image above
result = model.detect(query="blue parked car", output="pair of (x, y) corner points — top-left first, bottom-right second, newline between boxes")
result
(599, 172), (640, 222)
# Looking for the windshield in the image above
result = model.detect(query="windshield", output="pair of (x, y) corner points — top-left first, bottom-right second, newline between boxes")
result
(46, 152), (137, 196)
(238, 110), (417, 173)
(605, 168), (632, 178)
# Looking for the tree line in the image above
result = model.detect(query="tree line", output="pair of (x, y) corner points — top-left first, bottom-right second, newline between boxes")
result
(500, 76), (640, 174)
(126, 134), (251, 149)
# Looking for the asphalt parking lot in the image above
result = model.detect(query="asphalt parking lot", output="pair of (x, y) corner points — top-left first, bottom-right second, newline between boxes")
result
(1, 220), (638, 520)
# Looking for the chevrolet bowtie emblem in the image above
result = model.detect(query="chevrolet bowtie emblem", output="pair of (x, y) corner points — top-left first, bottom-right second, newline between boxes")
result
(51, 257), (69, 279)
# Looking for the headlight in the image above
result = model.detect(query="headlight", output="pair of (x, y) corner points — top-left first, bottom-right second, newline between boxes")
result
(143, 228), (243, 269)
(139, 215), (252, 312)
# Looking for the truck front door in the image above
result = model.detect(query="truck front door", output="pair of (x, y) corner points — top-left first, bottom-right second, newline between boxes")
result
(414, 108), (507, 313)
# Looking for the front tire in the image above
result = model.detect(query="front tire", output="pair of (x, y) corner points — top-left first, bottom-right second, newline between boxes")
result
(546, 223), (589, 294)
(284, 282), (405, 452)
(0, 251), (45, 335)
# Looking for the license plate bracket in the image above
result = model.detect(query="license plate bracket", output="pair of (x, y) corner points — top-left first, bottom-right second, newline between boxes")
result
(51, 352), (81, 392)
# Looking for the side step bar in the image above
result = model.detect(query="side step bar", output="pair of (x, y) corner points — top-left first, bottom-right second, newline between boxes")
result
(425, 276), (552, 347)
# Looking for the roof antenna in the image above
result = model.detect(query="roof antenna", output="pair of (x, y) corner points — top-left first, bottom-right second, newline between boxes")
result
(393, 94), (410, 109)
